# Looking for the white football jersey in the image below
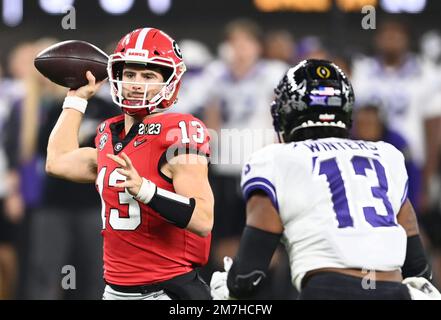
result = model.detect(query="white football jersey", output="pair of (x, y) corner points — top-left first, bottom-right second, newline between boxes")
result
(351, 56), (441, 167)
(207, 59), (288, 175)
(241, 137), (408, 291)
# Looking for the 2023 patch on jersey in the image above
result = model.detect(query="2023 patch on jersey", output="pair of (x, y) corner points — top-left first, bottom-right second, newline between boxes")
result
(241, 137), (409, 291)
(95, 113), (211, 286)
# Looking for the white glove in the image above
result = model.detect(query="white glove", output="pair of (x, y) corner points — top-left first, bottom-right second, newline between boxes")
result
(210, 256), (233, 300)
(403, 277), (441, 300)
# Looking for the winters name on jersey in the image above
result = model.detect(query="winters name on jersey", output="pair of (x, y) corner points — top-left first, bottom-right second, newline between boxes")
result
(138, 123), (161, 135)
(300, 139), (378, 153)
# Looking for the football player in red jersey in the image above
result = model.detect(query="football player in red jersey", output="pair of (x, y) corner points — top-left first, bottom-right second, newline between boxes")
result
(45, 28), (214, 300)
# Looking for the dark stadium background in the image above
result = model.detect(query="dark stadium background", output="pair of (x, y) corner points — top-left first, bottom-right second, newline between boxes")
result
(0, 0), (439, 59)
(0, 0), (440, 300)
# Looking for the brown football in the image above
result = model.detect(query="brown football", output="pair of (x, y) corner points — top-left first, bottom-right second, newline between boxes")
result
(34, 40), (108, 89)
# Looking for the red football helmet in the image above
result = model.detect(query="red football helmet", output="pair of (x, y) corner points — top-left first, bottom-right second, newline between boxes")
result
(108, 28), (186, 115)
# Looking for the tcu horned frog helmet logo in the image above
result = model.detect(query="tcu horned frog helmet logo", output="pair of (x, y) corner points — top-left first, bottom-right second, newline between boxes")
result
(107, 28), (187, 115)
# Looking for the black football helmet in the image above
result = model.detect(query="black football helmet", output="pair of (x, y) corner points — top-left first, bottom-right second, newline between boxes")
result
(271, 59), (354, 142)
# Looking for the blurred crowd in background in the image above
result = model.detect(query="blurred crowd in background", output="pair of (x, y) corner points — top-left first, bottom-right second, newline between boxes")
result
(1, 14), (441, 299)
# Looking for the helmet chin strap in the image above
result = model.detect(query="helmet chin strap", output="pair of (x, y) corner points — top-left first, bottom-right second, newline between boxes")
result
(122, 105), (150, 117)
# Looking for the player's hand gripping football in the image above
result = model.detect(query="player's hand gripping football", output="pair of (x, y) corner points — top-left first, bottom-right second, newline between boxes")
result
(67, 71), (105, 100)
(107, 152), (143, 197)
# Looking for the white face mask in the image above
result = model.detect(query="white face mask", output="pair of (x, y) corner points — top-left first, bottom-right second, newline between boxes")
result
(107, 55), (186, 113)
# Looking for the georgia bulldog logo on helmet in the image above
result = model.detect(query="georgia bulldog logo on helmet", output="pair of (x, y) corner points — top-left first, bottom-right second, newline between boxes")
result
(107, 28), (187, 115)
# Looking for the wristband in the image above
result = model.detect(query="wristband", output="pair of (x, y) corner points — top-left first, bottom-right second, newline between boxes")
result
(62, 96), (88, 114)
(134, 178), (157, 204)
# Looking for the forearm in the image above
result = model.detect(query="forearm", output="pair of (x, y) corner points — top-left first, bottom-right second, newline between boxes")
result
(46, 106), (98, 183)
(397, 199), (432, 280)
(402, 235), (432, 281)
(168, 157), (214, 236)
(132, 176), (213, 237)
(47, 108), (83, 165)
(141, 181), (213, 237)
(227, 226), (282, 299)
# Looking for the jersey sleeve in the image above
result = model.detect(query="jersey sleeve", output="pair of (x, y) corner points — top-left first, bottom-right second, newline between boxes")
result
(161, 114), (211, 159)
(380, 142), (409, 207)
(240, 146), (279, 211)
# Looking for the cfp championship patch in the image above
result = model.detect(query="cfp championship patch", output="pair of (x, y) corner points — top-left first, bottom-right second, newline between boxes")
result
(99, 133), (108, 150)
(316, 66), (331, 79)
(138, 123), (161, 135)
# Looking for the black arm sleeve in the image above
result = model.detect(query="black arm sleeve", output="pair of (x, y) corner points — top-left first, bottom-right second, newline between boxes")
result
(227, 226), (282, 299)
(402, 235), (432, 281)
(148, 187), (196, 229)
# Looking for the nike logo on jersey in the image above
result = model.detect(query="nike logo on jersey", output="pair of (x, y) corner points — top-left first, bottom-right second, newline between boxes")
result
(134, 139), (147, 147)
(252, 276), (263, 286)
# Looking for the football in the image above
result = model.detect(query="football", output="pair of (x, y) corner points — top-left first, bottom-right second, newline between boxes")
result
(34, 40), (108, 89)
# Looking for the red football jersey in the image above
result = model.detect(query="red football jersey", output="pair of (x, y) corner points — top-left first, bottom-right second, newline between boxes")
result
(95, 112), (211, 286)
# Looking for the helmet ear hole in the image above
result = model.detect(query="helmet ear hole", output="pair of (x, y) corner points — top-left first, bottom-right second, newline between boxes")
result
(112, 61), (125, 80)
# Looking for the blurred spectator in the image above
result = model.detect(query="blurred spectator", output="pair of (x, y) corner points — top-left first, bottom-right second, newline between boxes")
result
(4, 40), (64, 299)
(418, 30), (441, 291)
(2, 43), (33, 105)
(205, 18), (286, 240)
(0, 43), (40, 299)
(171, 39), (214, 117)
(202, 18), (294, 298)
(263, 29), (296, 64)
(296, 36), (329, 61)
(332, 54), (353, 78)
(419, 154), (441, 289)
(351, 103), (420, 207)
(8, 39), (63, 210)
(420, 30), (441, 71)
(0, 64), (24, 299)
(351, 19), (441, 214)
